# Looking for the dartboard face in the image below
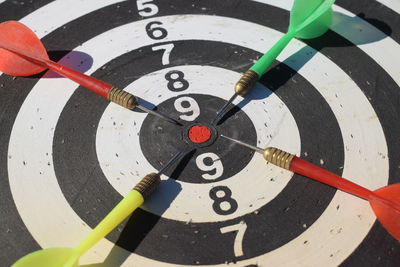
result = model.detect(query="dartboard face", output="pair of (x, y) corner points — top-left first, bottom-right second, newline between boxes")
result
(1, 0), (400, 266)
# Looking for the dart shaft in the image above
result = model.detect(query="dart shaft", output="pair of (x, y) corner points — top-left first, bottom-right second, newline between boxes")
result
(289, 156), (373, 200)
(46, 60), (139, 109)
(231, 30), (295, 100)
(290, 156), (400, 214)
(1, 41), (112, 98)
(45, 60), (112, 98)
(74, 173), (160, 256)
(250, 30), (296, 77)
(74, 189), (144, 255)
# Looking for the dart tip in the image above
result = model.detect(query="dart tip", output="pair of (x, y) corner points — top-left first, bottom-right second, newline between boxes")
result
(220, 134), (264, 154)
(210, 93), (238, 126)
(169, 118), (182, 126)
(137, 104), (181, 126)
(162, 116), (182, 126)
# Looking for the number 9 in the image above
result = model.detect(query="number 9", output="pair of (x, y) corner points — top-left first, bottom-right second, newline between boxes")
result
(174, 96), (200, 121)
(196, 152), (224, 180)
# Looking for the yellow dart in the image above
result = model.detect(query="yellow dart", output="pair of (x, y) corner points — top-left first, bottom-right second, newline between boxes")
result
(12, 148), (189, 267)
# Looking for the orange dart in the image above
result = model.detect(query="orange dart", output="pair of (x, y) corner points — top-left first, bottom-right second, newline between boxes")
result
(0, 20), (179, 125)
(221, 134), (400, 240)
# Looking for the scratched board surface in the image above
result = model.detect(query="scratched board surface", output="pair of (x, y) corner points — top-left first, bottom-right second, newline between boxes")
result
(0, 0), (399, 266)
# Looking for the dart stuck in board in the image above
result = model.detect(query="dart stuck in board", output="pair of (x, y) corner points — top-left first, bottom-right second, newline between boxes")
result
(211, 0), (335, 125)
(0, 20), (179, 125)
(11, 147), (190, 267)
(221, 135), (400, 241)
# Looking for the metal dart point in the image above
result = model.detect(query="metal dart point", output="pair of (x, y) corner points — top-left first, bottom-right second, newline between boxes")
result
(135, 147), (191, 199)
(210, 93), (238, 125)
(157, 147), (191, 176)
(137, 103), (181, 126)
(211, 70), (259, 126)
(220, 134), (264, 154)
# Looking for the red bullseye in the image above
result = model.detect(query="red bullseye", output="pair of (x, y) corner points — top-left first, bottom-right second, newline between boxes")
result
(188, 125), (212, 143)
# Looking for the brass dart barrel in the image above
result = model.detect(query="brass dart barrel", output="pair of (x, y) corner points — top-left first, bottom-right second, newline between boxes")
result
(107, 86), (138, 109)
(133, 172), (161, 199)
(234, 70), (259, 96)
(263, 147), (294, 170)
(220, 134), (294, 170)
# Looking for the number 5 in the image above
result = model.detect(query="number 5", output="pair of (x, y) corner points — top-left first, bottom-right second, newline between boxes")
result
(220, 221), (247, 257)
(137, 0), (159, 17)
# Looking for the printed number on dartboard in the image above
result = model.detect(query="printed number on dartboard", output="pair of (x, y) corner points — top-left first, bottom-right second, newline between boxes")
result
(136, 0), (246, 257)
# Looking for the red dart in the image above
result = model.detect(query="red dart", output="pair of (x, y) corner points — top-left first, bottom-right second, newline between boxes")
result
(0, 21), (112, 98)
(0, 21), (179, 125)
(221, 134), (400, 241)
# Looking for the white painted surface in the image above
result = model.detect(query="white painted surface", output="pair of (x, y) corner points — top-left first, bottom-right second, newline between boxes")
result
(7, 14), (388, 266)
(376, 0), (400, 15)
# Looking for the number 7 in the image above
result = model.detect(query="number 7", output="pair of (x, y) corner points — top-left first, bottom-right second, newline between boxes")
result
(220, 221), (247, 257)
(152, 43), (174, 65)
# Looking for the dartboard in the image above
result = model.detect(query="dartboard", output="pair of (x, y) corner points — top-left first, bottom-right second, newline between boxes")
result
(1, 0), (399, 266)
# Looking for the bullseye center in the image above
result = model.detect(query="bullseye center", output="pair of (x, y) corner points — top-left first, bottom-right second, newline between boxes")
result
(188, 125), (212, 143)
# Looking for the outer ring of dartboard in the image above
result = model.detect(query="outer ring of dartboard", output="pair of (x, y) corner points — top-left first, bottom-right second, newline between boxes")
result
(2, 0), (396, 266)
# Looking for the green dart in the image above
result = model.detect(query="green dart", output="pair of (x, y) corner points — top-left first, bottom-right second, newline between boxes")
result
(211, 0), (335, 125)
